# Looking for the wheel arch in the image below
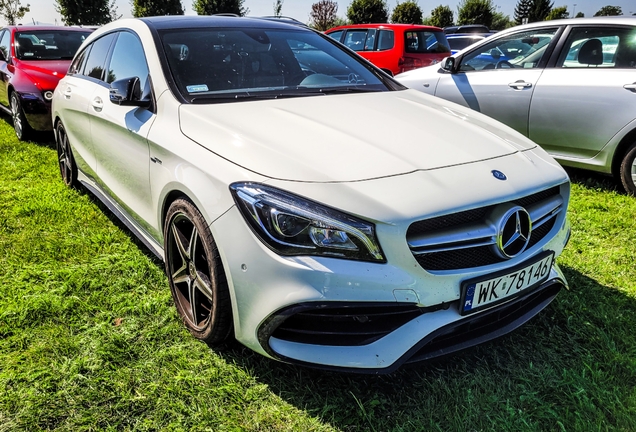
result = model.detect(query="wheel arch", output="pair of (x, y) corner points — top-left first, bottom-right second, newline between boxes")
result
(611, 127), (636, 178)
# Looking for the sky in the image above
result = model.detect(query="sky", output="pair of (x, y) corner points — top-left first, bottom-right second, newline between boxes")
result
(18, 0), (636, 27)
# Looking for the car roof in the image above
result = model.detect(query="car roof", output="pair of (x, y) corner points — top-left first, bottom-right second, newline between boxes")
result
(139, 15), (312, 32)
(5, 25), (93, 32)
(503, 15), (636, 31)
(446, 33), (488, 38)
(326, 23), (443, 32)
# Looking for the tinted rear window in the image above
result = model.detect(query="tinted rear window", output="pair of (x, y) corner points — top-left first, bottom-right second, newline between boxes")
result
(404, 31), (450, 54)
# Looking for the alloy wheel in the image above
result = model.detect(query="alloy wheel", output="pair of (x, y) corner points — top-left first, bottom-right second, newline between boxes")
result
(56, 126), (74, 186)
(10, 94), (23, 139)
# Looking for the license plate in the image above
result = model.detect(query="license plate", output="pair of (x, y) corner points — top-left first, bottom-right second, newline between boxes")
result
(460, 252), (554, 315)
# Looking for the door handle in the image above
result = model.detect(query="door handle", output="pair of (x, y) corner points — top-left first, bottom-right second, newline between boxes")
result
(508, 80), (532, 90)
(91, 97), (103, 112)
(63, 87), (72, 99)
(624, 83), (636, 92)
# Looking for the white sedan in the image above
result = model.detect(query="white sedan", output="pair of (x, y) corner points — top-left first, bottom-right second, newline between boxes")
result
(396, 17), (636, 195)
(52, 16), (570, 373)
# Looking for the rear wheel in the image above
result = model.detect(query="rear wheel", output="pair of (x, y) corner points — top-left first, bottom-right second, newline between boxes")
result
(164, 198), (233, 345)
(10, 92), (32, 141)
(55, 122), (78, 188)
(619, 143), (636, 195)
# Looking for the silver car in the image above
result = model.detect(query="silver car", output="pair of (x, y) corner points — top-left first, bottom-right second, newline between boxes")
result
(397, 17), (636, 195)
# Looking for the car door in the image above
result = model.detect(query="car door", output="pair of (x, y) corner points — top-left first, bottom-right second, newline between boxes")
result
(529, 25), (636, 159)
(435, 27), (560, 136)
(56, 33), (117, 180)
(0, 29), (12, 108)
(89, 30), (156, 233)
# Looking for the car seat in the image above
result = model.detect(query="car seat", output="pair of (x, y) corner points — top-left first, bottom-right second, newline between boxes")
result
(578, 38), (603, 66)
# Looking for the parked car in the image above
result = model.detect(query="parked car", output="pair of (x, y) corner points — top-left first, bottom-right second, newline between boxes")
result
(325, 23), (450, 75)
(52, 16), (571, 373)
(446, 33), (489, 55)
(443, 24), (490, 34)
(396, 17), (636, 195)
(0, 26), (92, 140)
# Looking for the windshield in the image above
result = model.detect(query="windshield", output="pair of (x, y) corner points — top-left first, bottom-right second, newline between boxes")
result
(160, 27), (391, 103)
(15, 30), (92, 61)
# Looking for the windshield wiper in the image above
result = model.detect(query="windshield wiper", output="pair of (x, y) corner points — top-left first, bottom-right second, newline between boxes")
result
(191, 91), (327, 104)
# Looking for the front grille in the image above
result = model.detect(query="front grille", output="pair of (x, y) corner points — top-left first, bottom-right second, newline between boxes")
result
(270, 304), (424, 346)
(407, 185), (564, 272)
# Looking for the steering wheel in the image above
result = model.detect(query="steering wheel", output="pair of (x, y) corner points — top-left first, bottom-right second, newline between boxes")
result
(495, 60), (513, 69)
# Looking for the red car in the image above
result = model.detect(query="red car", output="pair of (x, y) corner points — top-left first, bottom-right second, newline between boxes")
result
(325, 23), (450, 75)
(0, 26), (92, 140)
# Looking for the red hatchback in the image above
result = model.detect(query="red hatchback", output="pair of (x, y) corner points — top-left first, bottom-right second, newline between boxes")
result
(0, 26), (92, 140)
(326, 23), (450, 75)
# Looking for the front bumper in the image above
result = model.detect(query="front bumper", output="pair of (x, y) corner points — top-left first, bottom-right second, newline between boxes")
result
(19, 92), (53, 131)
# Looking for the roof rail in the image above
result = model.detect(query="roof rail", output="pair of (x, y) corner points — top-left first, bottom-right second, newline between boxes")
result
(257, 16), (309, 27)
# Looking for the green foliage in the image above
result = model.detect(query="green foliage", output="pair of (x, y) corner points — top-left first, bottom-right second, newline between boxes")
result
(457, 0), (494, 27)
(491, 11), (513, 29)
(310, 0), (338, 30)
(391, 1), (423, 24)
(0, 0), (29, 25)
(429, 4), (454, 27)
(575, 11), (584, 17)
(133, 0), (183, 17)
(55, 0), (116, 25)
(514, 0), (532, 24)
(192, 0), (247, 16)
(347, 0), (389, 24)
(273, 0), (283, 17)
(594, 5), (622, 16)
(530, 0), (553, 21)
(546, 5), (568, 19)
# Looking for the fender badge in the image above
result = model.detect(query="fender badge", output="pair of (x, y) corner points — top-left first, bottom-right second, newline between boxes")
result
(492, 170), (507, 180)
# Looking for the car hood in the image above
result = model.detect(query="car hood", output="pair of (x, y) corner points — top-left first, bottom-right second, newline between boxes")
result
(17, 60), (69, 88)
(179, 89), (538, 183)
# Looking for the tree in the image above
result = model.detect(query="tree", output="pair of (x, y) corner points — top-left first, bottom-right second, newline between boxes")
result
(513, 0), (532, 24)
(56, 0), (114, 25)
(594, 5), (622, 16)
(134, 0), (183, 16)
(575, 11), (584, 17)
(273, 0), (283, 17)
(530, 0), (553, 21)
(0, 0), (29, 24)
(429, 4), (454, 27)
(491, 11), (513, 29)
(391, 1), (422, 24)
(310, 0), (338, 31)
(545, 5), (568, 19)
(192, 0), (247, 16)
(457, 0), (494, 27)
(347, 0), (389, 24)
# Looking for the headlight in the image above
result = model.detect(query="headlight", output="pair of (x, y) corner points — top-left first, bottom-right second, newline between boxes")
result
(230, 183), (385, 262)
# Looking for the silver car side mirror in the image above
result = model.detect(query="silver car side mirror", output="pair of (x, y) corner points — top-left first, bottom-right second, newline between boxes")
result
(441, 57), (456, 73)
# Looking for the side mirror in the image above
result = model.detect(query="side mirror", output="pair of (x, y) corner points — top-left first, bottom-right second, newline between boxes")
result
(441, 56), (456, 73)
(109, 77), (150, 107)
(0, 49), (6, 62)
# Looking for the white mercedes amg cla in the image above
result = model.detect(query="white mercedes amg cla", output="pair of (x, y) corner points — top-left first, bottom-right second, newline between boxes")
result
(52, 16), (571, 373)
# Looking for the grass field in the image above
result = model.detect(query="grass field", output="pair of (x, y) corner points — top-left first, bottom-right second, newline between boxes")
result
(1, 117), (635, 431)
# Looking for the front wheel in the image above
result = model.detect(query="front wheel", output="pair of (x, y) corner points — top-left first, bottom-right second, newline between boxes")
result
(10, 92), (32, 141)
(619, 143), (636, 195)
(164, 198), (233, 345)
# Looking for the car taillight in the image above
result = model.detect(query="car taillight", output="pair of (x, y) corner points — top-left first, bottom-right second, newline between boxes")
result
(398, 57), (426, 73)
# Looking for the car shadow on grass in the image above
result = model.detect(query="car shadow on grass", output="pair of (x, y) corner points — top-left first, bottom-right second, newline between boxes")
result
(564, 166), (625, 195)
(214, 265), (636, 431)
(0, 114), (56, 149)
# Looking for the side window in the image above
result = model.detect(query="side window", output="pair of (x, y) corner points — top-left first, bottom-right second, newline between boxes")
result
(459, 28), (557, 72)
(327, 30), (343, 42)
(0, 30), (10, 59)
(364, 29), (377, 50)
(83, 33), (116, 81)
(69, 46), (89, 75)
(559, 27), (636, 69)
(344, 30), (368, 51)
(107, 31), (149, 92)
(377, 30), (394, 51)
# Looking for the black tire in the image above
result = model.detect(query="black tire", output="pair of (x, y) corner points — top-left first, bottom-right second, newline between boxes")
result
(10, 92), (32, 141)
(164, 198), (233, 345)
(55, 122), (79, 188)
(619, 143), (636, 195)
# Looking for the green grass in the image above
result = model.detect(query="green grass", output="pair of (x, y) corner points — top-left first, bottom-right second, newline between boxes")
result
(1, 118), (635, 431)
